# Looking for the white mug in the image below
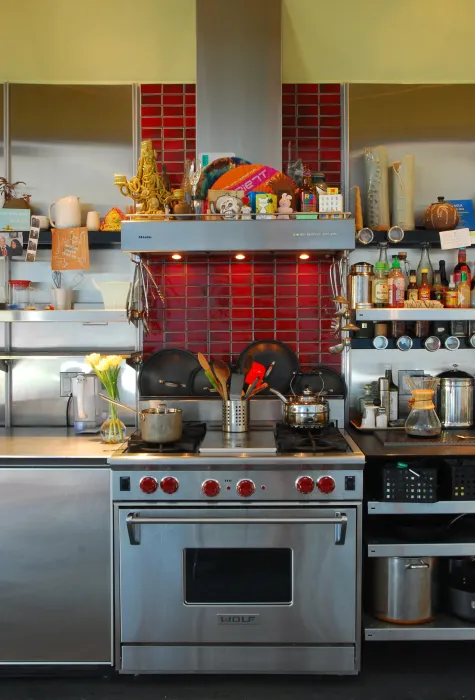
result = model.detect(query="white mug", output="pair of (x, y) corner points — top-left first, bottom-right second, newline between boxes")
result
(86, 211), (101, 231)
(49, 196), (81, 229)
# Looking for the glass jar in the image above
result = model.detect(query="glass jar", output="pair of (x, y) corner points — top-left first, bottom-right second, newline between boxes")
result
(391, 321), (406, 338)
(414, 320), (430, 338)
(8, 280), (31, 309)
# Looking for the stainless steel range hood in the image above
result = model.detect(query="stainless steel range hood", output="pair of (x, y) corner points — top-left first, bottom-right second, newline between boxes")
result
(121, 0), (354, 254)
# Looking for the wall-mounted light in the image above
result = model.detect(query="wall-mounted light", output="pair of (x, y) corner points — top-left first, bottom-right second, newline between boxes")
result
(235, 253), (246, 260)
(171, 254), (182, 260)
(299, 253), (310, 260)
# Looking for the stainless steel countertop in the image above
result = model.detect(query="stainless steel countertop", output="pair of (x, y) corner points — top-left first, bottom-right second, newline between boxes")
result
(0, 428), (115, 462)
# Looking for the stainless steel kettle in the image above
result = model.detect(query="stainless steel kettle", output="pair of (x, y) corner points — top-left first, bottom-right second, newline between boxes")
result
(437, 364), (474, 429)
(269, 386), (330, 428)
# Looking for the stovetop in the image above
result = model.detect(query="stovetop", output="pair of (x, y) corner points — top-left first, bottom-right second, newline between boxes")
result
(275, 422), (351, 454)
(125, 421), (206, 454)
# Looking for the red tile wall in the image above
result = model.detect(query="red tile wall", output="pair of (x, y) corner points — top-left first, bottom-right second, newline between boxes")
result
(139, 84), (342, 371)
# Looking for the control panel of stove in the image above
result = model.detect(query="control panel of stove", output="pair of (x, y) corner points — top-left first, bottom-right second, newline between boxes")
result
(114, 469), (362, 501)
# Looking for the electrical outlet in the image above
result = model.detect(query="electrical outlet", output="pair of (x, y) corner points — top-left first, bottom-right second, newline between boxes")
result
(60, 372), (79, 397)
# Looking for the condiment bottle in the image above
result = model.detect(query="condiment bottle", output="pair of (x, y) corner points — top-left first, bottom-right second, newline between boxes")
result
(439, 260), (449, 288)
(454, 248), (471, 287)
(416, 242), (434, 287)
(431, 270), (445, 303)
(418, 268), (431, 301)
(407, 269), (418, 301)
(471, 276), (475, 308)
(300, 168), (317, 212)
(445, 275), (458, 308)
(372, 262), (389, 308)
(388, 257), (405, 308)
(458, 271), (470, 308)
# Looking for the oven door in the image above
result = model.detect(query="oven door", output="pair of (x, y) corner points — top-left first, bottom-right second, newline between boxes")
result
(117, 506), (357, 645)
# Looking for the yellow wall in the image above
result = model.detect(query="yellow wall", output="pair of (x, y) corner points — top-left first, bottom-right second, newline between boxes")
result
(2, 0), (475, 84)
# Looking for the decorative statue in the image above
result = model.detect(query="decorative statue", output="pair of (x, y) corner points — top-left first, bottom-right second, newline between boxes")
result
(240, 195), (252, 220)
(114, 140), (170, 214)
(364, 146), (390, 230)
(277, 193), (293, 220)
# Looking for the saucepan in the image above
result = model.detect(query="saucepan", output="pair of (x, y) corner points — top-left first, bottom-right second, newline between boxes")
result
(99, 394), (182, 443)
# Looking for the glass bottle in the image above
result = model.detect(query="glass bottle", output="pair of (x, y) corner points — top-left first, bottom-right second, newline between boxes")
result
(458, 271), (470, 308)
(439, 260), (449, 288)
(386, 366), (398, 422)
(431, 271), (444, 303)
(372, 262), (389, 308)
(471, 278), (475, 308)
(445, 275), (458, 308)
(397, 252), (410, 288)
(418, 269), (431, 301)
(300, 168), (317, 212)
(357, 384), (373, 416)
(407, 269), (418, 301)
(378, 242), (389, 267)
(454, 248), (471, 287)
(388, 257), (405, 308)
(416, 242), (434, 287)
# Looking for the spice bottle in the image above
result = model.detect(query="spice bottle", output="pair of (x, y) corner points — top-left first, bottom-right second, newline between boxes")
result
(431, 270), (445, 303)
(454, 248), (471, 287)
(445, 275), (458, 308)
(388, 257), (405, 308)
(458, 271), (470, 308)
(418, 268), (431, 301)
(372, 262), (389, 308)
(407, 269), (418, 301)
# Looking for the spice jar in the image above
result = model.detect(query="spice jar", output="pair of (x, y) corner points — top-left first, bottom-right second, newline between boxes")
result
(391, 321), (406, 338)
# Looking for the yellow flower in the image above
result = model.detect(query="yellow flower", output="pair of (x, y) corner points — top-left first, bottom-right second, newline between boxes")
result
(85, 353), (101, 367)
(107, 355), (123, 368)
(96, 358), (110, 372)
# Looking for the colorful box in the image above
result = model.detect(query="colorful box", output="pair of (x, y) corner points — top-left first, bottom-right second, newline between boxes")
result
(0, 208), (31, 232)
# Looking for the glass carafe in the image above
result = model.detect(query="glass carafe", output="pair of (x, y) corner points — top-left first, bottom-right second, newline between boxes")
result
(404, 377), (441, 438)
(416, 242), (434, 287)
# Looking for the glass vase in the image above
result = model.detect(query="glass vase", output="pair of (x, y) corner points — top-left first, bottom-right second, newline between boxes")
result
(100, 401), (126, 444)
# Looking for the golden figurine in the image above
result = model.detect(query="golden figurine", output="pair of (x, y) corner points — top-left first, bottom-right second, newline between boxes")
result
(114, 140), (169, 215)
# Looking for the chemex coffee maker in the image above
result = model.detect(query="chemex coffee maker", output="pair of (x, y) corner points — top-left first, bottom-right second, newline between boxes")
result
(71, 374), (104, 434)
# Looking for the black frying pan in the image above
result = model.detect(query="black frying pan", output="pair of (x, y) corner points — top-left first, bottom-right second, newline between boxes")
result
(291, 366), (347, 398)
(139, 348), (200, 397)
(236, 340), (300, 395)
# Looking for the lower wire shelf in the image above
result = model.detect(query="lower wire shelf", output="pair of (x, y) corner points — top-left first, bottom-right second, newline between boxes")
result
(365, 613), (475, 641)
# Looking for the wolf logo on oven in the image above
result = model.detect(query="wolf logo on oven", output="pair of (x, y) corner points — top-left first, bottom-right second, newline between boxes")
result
(217, 614), (260, 625)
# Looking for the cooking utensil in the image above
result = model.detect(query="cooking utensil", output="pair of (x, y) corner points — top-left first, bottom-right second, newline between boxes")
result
(249, 381), (268, 398)
(230, 373), (245, 400)
(222, 399), (249, 433)
(437, 364), (474, 429)
(191, 367), (221, 397)
(244, 377), (259, 399)
(456, 434), (475, 440)
(197, 352), (222, 394)
(71, 272), (84, 289)
(264, 361), (275, 379)
(139, 348), (200, 397)
(213, 362), (230, 401)
(371, 557), (437, 624)
(244, 361), (266, 386)
(448, 558), (475, 622)
(236, 340), (299, 395)
(99, 393), (182, 444)
(52, 271), (61, 289)
(291, 367), (346, 398)
(269, 386), (330, 429)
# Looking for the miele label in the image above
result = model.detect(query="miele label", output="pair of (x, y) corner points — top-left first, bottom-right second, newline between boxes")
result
(217, 614), (260, 625)
(292, 232), (337, 237)
(138, 235), (152, 239)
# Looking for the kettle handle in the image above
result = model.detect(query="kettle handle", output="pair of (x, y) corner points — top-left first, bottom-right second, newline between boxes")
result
(49, 202), (56, 228)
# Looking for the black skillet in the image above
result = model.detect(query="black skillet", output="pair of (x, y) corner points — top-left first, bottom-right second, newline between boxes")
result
(291, 366), (347, 398)
(235, 339), (300, 395)
(139, 348), (200, 397)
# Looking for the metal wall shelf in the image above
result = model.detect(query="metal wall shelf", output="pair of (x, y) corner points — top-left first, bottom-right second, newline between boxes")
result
(0, 310), (127, 323)
(356, 230), (442, 249)
(368, 501), (475, 515)
(368, 540), (475, 557)
(365, 614), (475, 641)
(32, 230), (121, 249)
(356, 309), (475, 321)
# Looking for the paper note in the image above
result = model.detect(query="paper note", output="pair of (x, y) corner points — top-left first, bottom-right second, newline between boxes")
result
(439, 227), (472, 250)
(51, 227), (90, 270)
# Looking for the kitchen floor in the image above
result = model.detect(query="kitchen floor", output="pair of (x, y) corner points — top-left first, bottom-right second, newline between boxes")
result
(0, 644), (473, 700)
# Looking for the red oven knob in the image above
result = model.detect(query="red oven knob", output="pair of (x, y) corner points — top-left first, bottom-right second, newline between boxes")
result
(296, 476), (314, 494)
(160, 476), (179, 494)
(139, 476), (158, 494)
(202, 479), (220, 497)
(317, 475), (335, 494)
(236, 479), (255, 498)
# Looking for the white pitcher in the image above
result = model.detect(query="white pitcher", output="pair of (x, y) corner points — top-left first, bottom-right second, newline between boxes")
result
(49, 195), (81, 229)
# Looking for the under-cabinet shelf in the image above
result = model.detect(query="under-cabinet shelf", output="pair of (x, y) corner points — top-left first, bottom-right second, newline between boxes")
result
(368, 501), (475, 515)
(356, 309), (475, 321)
(364, 613), (475, 641)
(0, 310), (127, 323)
(368, 539), (475, 558)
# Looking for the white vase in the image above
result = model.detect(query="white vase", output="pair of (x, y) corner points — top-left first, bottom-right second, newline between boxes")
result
(391, 155), (415, 230)
(364, 146), (390, 230)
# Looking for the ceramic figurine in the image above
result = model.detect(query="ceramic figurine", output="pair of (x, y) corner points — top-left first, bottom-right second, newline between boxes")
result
(256, 194), (276, 220)
(209, 194), (243, 220)
(277, 193), (293, 219)
(114, 140), (169, 213)
(364, 146), (390, 230)
(240, 196), (252, 220)
(391, 155), (415, 230)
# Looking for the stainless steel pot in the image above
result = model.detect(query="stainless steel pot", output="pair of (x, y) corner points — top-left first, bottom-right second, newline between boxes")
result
(372, 556), (437, 624)
(99, 394), (182, 443)
(437, 364), (474, 428)
(348, 262), (374, 310)
(269, 386), (330, 428)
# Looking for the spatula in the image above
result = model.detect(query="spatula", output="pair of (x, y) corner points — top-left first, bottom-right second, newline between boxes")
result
(197, 352), (222, 397)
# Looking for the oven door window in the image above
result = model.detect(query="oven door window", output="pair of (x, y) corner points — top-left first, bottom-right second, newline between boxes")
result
(184, 548), (292, 604)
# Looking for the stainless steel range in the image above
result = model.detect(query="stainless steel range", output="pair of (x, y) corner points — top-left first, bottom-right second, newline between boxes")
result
(111, 408), (364, 676)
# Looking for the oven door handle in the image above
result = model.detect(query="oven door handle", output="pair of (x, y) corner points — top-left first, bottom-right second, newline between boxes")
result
(125, 513), (348, 546)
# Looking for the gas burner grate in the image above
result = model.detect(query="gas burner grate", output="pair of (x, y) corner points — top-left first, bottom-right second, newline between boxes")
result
(125, 421), (207, 454)
(275, 422), (350, 454)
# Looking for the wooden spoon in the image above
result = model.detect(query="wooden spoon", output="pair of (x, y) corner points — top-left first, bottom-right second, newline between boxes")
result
(213, 361), (230, 401)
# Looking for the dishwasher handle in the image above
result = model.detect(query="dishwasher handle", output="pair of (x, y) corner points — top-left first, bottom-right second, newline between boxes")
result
(125, 512), (348, 546)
